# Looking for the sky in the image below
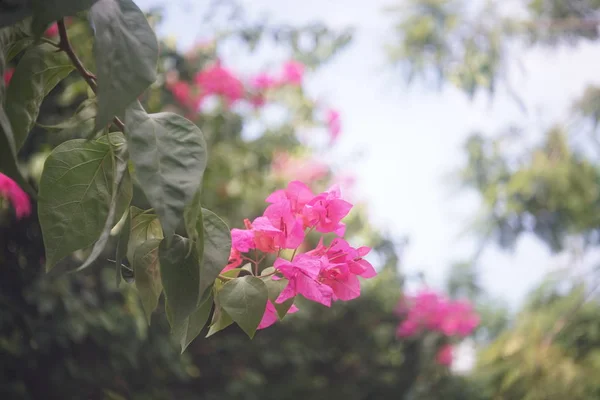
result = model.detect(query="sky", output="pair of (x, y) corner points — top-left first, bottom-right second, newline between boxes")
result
(136, 0), (600, 310)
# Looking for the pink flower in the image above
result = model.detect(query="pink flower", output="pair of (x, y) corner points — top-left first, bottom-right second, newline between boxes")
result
(0, 173), (31, 220)
(222, 248), (242, 272)
(319, 262), (360, 301)
(303, 185), (352, 236)
(250, 72), (277, 90)
(194, 61), (244, 106)
(436, 344), (453, 366)
(326, 109), (341, 142)
(4, 68), (14, 86)
(280, 60), (304, 86)
(231, 220), (256, 253)
(395, 290), (479, 339)
(251, 216), (287, 253)
(266, 180), (314, 216)
(44, 23), (59, 37)
(274, 254), (334, 307)
(263, 197), (306, 249)
(257, 301), (299, 330)
(397, 319), (420, 337)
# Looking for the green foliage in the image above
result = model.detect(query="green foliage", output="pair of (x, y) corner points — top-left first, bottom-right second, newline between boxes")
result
(199, 209), (231, 298)
(37, 133), (131, 270)
(125, 105), (208, 239)
(474, 279), (600, 399)
(218, 276), (269, 339)
(31, 0), (98, 36)
(90, 0), (158, 131)
(6, 43), (73, 151)
(132, 238), (162, 323)
(159, 235), (201, 329)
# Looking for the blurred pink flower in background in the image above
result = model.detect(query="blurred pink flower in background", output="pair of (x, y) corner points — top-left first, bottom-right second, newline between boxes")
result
(4, 68), (14, 86)
(326, 109), (341, 142)
(436, 344), (454, 366)
(0, 173), (31, 220)
(44, 22), (59, 37)
(194, 60), (244, 106)
(396, 289), (479, 339)
(251, 72), (278, 90)
(279, 60), (304, 86)
(271, 152), (329, 184)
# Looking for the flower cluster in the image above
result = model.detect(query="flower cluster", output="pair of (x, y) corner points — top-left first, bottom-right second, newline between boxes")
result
(396, 290), (479, 366)
(223, 180), (377, 329)
(165, 56), (342, 142)
(167, 59), (304, 113)
(0, 173), (31, 220)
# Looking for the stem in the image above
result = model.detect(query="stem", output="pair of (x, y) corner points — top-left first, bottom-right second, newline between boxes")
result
(253, 249), (259, 275)
(56, 19), (126, 132)
(40, 37), (60, 48)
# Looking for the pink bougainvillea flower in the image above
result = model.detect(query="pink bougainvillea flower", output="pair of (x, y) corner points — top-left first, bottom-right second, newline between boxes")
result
(4, 68), (14, 86)
(322, 238), (376, 278)
(303, 185), (352, 236)
(266, 180), (314, 216)
(251, 216), (286, 253)
(250, 72), (277, 90)
(319, 262), (360, 301)
(397, 318), (420, 337)
(0, 173), (31, 220)
(222, 248), (243, 272)
(326, 109), (341, 142)
(194, 60), (244, 106)
(263, 198), (305, 249)
(274, 254), (334, 307)
(279, 60), (304, 86)
(257, 301), (299, 330)
(231, 219), (256, 253)
(44, 22), (59, 37)
(436, 344), (453, 366)
(396, 290), (479, 339)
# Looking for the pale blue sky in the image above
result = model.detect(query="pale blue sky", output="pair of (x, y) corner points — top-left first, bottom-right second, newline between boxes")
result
(137, 0), (600, 309)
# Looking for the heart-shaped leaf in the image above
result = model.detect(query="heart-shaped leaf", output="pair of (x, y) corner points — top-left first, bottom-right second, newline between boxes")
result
(38, 133), (127, 270)
(218, 276), (268, 339)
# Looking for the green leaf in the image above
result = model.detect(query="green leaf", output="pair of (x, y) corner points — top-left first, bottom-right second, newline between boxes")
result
(90, 0), (158, 131)
(173, 293), (213, 353)
(6, 37), (34, 62)
(206, 304), (234, 338)
(31, 0), (99, 36)
(114, 207), (130, 287)
(5, 43), (74, 151)
(38, 133), (126, 270)
(75, 141), (132, 272)
(199, 209), (231, 298)
(159, 235), (200, 328)
(38, 98), (97, 139)
(127, 206), (163, 264)
(133, 238), (162, 324)
(264, 277), (295, 319)
(125, 104), (208, 238)
(218, 276), (268, 339)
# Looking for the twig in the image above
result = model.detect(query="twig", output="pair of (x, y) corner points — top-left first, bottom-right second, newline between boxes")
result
(56, 19), (125, 132)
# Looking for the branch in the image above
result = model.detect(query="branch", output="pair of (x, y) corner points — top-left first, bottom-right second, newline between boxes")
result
(57, 19), (125, 132)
